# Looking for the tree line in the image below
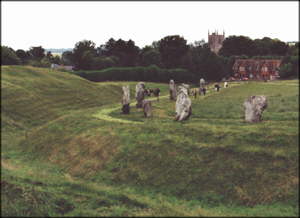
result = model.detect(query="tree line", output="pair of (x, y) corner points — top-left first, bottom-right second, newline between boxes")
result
(1, 35), (298, 81)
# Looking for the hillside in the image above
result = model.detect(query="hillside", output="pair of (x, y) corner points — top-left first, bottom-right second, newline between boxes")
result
(1, 66), (299, 216)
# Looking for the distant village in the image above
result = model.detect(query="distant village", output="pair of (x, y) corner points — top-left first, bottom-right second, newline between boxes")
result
(51, 31), (291, 81)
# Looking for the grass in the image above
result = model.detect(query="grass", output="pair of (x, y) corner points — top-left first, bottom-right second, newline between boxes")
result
(1, 65), (299, 216)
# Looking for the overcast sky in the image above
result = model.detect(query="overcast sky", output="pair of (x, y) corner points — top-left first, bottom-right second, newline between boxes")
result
(1, 1), (299, 50)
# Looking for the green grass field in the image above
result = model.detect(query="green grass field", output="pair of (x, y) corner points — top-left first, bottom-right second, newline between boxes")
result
(1, 65), (299, 216)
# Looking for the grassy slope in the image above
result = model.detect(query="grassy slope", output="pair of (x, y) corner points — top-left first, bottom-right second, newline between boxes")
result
(1, 65), (299, 216)
(106, 81), (298, 205)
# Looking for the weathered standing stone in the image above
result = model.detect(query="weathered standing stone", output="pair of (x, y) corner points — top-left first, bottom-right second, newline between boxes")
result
(199, 78), (206, 95)
(169, 79), (177, 100)
(175, 85), (192, 121)
(121, 85), (130, 114)
(142, 100), (152, 117)
(243, 95), (267, 123)
(182, 83), (190, 95)
(200, 78), (205, 88)
(136, 82), (145, 108)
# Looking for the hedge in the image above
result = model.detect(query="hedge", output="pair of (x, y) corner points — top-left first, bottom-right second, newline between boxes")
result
(73, 65), (197, 83)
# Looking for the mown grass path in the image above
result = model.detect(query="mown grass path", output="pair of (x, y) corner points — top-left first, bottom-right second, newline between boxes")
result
(93, 82), (244, 124)
(93, 95), (169, 124)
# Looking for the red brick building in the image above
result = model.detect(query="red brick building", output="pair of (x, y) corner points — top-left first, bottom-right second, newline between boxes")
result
(232, 59), (282, 80)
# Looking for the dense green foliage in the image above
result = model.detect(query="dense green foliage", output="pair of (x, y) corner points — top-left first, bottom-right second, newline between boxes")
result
(279, 43), (299, 79)
(158, 35), (189, 68)
(28, 46), (46, 60)
(72, 40), (97, 70)
(139, 46), (162, 67)
(2, 46), (61, 67)
(99, 38), (140, 67)
(1, 46), (21, 65)
(181, 44), (228, 80)
(219, 36), (256, 57)
(1, 34), (298, 81)
(15, 49), (30, 64)
(1, 66), (298, 216)
(74, 65), (197, 83)
(220, 36), (289, 57)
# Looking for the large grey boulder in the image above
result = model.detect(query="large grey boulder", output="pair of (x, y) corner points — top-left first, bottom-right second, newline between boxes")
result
(142, 100), (152, 118)
(169, 79), (177, 100)
(136, 82), (145, 108)
(243, 95), (267, 123)
(121, 85), (130, 114)
(175, 85), (192, 121)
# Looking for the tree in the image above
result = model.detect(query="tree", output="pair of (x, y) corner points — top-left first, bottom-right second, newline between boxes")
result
(270, 39), (288, 56)
(253, 37), (288, 56)
(28, 46), (45, 60)
(72, 40), (97, 70)
(124, 39), (140, 66)
(253, 37), (272, 56)
(279, 54), (299, 79)
(61, 51), (74, 66)
(15, 49), (29, 64)
(287, 42), (299, 56)
(219, 36), (256, 57)
(158, 35), (189, 68)
(99, 38), (139, 67)
(180, 43), (227, 81)
(1, 46), (21, 65)
(139, 46), (161, 67)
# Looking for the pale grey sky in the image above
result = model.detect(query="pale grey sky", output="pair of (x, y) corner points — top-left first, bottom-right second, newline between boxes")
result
(1, 1), (299, 50)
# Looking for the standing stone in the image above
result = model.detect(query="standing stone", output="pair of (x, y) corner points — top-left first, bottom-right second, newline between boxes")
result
(169, 79), (177, 100)
(121, 85), (130, 114)
(175, 85), (192, 121)
(136, 82), (145, 108)
(199, 78), (206, 95)
(200, 78), (205, 88)
(142, 100), (152, 118)
(243, 96), (267, 123)
(224, 81), (228, 88)
(182, 83), (190, 95)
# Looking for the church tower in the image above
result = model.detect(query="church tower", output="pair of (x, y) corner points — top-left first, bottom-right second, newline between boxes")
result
(208, 30), (225, 54)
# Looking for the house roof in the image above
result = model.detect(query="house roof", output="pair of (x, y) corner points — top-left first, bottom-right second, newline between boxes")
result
(233, 59), (282, 72)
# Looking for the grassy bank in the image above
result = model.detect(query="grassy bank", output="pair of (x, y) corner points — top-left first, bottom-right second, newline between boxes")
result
(1, 66), (298, 216)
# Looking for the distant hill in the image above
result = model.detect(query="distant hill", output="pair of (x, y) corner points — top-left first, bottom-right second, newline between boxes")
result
(45, 48), (73, 54)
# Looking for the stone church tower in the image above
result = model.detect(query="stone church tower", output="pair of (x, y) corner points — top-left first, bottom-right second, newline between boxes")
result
(208, 30), (225, 54)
